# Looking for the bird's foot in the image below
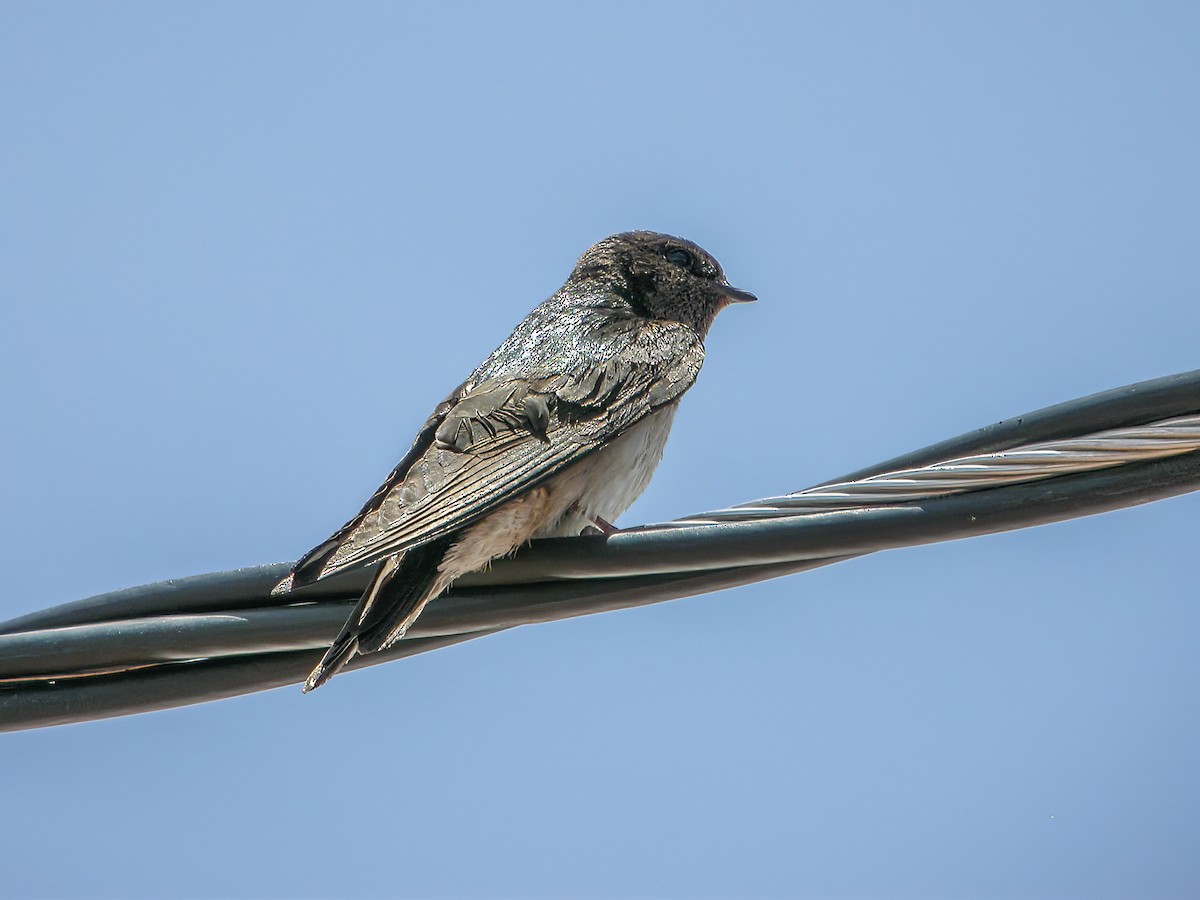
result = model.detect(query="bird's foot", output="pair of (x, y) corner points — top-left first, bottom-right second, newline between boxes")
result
(581, 516), (620, 538)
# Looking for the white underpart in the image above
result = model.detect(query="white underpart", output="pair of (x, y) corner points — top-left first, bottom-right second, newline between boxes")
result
(537, 402), (679, 537)
(437, 403), (678, 578)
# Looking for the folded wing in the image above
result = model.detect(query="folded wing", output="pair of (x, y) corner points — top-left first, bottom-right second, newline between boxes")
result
(290, 318), (704, 586)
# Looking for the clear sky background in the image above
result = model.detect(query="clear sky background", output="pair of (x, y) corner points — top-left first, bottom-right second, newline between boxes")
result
(3, 3), (1199, 898)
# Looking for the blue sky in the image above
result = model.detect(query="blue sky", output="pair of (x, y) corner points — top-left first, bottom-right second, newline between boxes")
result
(3, 2), (1199, 897)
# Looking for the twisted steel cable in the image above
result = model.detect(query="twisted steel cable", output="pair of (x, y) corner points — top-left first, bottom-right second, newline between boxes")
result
(1, 369), (1198, 732)
(671, 414), (1200, 524)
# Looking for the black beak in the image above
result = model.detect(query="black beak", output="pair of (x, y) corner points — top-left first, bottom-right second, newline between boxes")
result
(720, 283), (757, 304)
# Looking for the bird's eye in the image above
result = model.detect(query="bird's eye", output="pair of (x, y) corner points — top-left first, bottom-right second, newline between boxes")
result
(665, 248), (693, 270)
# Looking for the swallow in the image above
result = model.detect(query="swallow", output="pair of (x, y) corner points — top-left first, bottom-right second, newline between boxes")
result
(275, 231), (756, 691)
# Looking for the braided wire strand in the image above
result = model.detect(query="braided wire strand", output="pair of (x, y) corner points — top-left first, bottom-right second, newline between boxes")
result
(671, 414), (1200, 524)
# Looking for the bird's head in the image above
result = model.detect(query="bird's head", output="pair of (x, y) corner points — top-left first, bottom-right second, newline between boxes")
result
(569, 231), (756, 335)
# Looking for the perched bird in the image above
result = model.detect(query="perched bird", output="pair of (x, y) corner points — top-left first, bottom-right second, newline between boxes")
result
(276, 231), (755, 691)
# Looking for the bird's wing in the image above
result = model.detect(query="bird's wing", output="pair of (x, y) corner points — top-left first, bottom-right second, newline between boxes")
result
(308, 320), (704, 580)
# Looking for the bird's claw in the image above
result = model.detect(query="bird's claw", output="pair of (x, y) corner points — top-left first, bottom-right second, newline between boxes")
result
(581, 516), (620, 538)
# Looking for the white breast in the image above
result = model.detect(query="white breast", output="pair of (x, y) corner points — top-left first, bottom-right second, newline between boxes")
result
(536, 403), (680, 538)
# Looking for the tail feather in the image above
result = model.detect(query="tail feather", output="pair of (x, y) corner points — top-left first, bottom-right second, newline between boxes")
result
(302, 535), (453, 691)
(355, 535), (452, 654)
(303, 631), (361, 693)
